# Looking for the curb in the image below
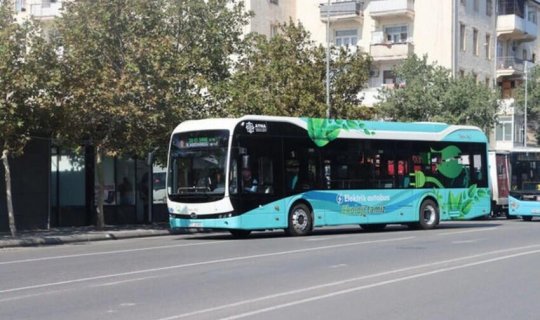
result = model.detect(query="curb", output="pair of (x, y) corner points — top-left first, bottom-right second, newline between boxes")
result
(0, 229), (175, 249)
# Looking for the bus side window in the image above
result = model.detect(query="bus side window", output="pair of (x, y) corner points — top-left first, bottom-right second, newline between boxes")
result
(257, 156), (274, 194)
(324, 161), (331, 189)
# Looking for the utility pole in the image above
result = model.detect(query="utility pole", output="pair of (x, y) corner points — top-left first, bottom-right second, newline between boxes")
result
(525, 60), (528, 148)
(326, 0), (331, 118)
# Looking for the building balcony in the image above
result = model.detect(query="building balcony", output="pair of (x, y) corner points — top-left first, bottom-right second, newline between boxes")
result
(497, 14), (537, 41)
(370, 41), (414, 61)
(29, 1), (63, 20)
(496, 56), (528, 78)
(320, 1), (363, 23)
(369, 0), (414, 19)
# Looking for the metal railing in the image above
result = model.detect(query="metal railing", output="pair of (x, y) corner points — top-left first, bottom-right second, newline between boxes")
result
(320, 1), (363, 18)
(498, 0), (525, 18)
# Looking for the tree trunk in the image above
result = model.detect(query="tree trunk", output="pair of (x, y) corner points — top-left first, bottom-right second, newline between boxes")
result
(95, 146), (105, 230)
(2, 149), (17, 237)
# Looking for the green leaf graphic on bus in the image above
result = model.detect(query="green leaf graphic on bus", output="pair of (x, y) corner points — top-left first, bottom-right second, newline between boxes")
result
(305, 118), (374, 147)
(431, 146), (464, 179)
(444, 184), (488, 219)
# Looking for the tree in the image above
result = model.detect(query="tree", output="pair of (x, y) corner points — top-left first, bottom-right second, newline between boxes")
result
(223, 20), (372, 119)
(442, 75), (499, 133)
(376, 54), (499, 132)
(376, 54), (451, 122)
(0, 2), (59, 236)
(54, 0), (249, 228)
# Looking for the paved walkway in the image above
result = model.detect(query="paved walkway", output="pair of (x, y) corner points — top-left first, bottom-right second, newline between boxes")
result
(0, 224), (184, 249)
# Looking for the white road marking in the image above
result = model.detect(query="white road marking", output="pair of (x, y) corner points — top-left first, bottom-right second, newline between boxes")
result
(218, 248), (540, 320)
(452, 239), (481, 244)
(0, 236), (414, 295)
(154, 243), (540, 320)
(437, 227), (499, 236)
(329, 264), (348, 269)
(0, 241), (230, 266)
(93, 276), (159, 287)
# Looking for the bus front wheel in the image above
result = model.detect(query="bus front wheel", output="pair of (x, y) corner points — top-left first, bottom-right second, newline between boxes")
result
(286, 203), (313, 236)
(417, 199), (440, 230)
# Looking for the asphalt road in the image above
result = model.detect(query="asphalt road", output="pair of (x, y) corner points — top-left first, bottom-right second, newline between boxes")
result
(1, 219), (540, 320)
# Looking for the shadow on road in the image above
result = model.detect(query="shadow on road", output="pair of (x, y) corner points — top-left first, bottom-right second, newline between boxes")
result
(176, 219), (507, 241)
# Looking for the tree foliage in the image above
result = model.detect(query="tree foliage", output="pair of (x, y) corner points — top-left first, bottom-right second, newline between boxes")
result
(55, 0), (249, 154)
(376, 54), (499, 132)
(0, 1), (59, 236)
(223, 20), (372, 119)
(53, 0), (250, 227)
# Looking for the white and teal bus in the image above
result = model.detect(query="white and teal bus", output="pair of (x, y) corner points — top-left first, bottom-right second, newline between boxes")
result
(501, 148), (540, 221)
(167, 116), (491, 237)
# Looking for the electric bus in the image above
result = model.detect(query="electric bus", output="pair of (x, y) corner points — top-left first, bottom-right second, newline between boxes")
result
(504, 148), (540, 221)
(167, 116), (491, 237)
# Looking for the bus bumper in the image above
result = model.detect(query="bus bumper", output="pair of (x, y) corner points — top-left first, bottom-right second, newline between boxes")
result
(509, 195), (540, 217)
(169, 214), (243, 230)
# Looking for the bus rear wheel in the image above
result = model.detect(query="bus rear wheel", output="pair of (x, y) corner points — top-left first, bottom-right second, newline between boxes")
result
(286, 203), (313, 236)
(229, 229), (251, 238)
(522, 216), (533, 221)
(417, 199), (440, 230)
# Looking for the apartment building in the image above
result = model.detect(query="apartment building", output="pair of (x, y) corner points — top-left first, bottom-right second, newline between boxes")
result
(13, 0), (62, 24)
(495, 0), (540, 150)
(246, 0), (540, 149)
(15, 1), (539, 145)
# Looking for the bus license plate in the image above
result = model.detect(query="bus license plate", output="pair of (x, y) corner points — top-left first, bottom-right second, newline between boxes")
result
(189, 222), (202, 228)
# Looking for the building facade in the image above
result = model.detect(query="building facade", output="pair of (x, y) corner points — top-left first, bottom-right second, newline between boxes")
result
(246, 0), (540, 150)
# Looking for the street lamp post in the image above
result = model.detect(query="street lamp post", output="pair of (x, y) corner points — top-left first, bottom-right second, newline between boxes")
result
(325, 0), (331, 118)
(525, 60), (528, 148)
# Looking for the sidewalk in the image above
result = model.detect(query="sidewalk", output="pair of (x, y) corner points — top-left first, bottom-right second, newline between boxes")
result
(0, 223), (185, 249)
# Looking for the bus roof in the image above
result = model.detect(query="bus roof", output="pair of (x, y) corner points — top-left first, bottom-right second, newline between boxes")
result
(172, 115), (487, 144)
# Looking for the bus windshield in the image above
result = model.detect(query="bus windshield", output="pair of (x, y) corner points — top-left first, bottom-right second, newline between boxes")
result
(168, 130), (228, 202)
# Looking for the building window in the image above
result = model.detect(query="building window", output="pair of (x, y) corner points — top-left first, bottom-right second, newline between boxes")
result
(461, 0), (466, 6)
(459, 69), (465, 78)
(269, 0), (279, 4)
(15, 0), (26, 12)
(485, 77), (491, 87)
(152, 165), (167, 204)
(486, 0), (493, 16)
(384, 25), (408, 43)
(270, 24), (279, 38)
(460, 23), (466, 51)
(485, 34), (491, 59)
(474, 0), (479, 12)
(116, 157), (136, 205)
(473, 28), (478, 55)
(523, 49), (528, 61)
(335, 29), (358, 46)
(472, 72), (478, 82)
(383, 70), (396, 85)
(528, 8), (537, 23)
(496, 117), (513, 141)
